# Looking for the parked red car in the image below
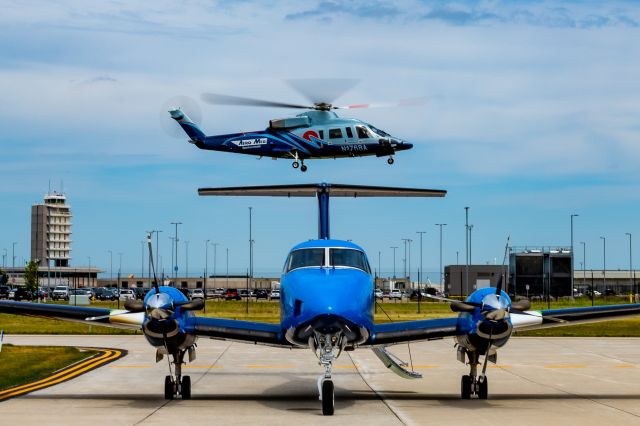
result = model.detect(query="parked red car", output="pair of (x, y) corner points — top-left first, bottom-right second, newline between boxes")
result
(225, 288), (241, 301)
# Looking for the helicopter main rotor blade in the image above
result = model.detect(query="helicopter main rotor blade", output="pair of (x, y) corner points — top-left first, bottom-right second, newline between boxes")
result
(201, 93), (312, 110)
(286, 78), (359, 106)
(334, 97), (428, 110)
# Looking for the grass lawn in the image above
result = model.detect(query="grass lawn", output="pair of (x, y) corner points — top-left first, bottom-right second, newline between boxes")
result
(0, 344), (97, 391)
(1, 298), (639, 336)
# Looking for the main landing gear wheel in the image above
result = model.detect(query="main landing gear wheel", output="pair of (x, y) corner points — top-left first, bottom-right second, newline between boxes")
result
(300, 164), (308, 172)
(387, 157), (394, 165)
(321, 379), (334, 416)
(181, 376), (191, 400)
(461, 375), (472, 399)
(165, 375), (174, 400)
(292, 161), (300, 169)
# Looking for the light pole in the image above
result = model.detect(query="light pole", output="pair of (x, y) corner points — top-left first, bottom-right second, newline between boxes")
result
(12, 242), (18, 268)
(436, 224), (447, 291)
(407, 239), (413, 284)
(140, 240), (144, 279)
(469, 225), (474, 265)
(171, 221), (182, 279)
(118, 252), (122, 275)
(169, 236), (175, 281)
(401, 238), (410, 279)
(204, 239), (210, 302)
(416, 232), (426, 313)
(2, 248), (6, 268)
(212, 242), (219, 292)
(87, 256), (91, 288)
(226, 247), (229, 288)
(465, 207), (469, 297)
(185, 240), (190, 278)
(626, 233), (633, 297)
(570, 214), (579, 294)
(249, 207), (253, 288)
(390, 246), (398, 279)
(580, 241), (586, 288)
(108, 250), (113, 284)
(600, 236), (606, 289)
(378, 250), (381, 279)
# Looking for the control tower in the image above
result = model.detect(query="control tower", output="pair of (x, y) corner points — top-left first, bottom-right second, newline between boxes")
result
(31, 192), (72, 267)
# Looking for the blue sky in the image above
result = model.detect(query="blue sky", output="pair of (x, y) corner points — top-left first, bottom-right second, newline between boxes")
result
(1, 0), (640, 280)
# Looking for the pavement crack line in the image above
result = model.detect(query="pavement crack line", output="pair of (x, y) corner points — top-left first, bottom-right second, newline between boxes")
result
(501, 362), (640, 419)
(347, 352), (408, 426)
(133, 341), (233, 426)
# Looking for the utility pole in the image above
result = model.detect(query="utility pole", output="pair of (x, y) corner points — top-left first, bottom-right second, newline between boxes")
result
(249, 207), (253, 289)
(600, 236), (606, 289)
(204, 239), (210, 299)
(416, 231), (426, 313)
(212, 242), (219, 292)
(401, 238), (410, 279)
(140, 240), (144, 279)
(12, 242), (18, 268)
(108, 250), (113, 284)
(118, 253), (123, 278)
(185, 240), (190, 279)
(226, 247), (229, 288)
(580, 241), (586, 288)
(171, 222), (182, 280)
(626, 233), (633, 297)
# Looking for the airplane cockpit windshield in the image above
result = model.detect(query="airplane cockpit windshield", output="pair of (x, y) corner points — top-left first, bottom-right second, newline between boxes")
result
(285, 247), (371, 273)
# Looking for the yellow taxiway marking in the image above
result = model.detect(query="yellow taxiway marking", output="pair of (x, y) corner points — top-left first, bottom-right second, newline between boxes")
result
(488, 365), (512, 369)
(184, 365), (223, 369)
(0, 347), (124, 401)
(335, 365), (358, 369)
(614, 364), (637, 369)
(544, 364), (587, 369)
(246, 364), (296, 369)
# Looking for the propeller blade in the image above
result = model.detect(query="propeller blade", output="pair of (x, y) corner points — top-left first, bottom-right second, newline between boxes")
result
(511, 300), (531, 311)
(124, 299), (145, 313)
(176, 298), (204, 311)
(286, 78), (358, 106)
(334, 97), (427, 110)
(485, 309), (507, 321)
(451, 301), (477, 313)
(425, 294), (482, 307)
(201, 93), (311, 110)
(160, 95), (202, 138)
(495, 275), (504, 296)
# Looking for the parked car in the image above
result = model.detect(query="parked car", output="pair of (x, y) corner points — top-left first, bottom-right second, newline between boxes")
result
(603, 288), (617, 296)
(239, 289), (251, 298)
(389, 290), (402, 300)
(119, 289), (135, 301)
(52, 285), (70, 301)
(14, 287), (34, 301)
(94, 287), (117, 301)
(255, 289), (269, 300)
(269, 290), (280, 300)
(132, 287), (147, 300)
(374, 289), (383, 300)
(0, 286), (11, 299)
(225, 288), (241, 301)
(192, 289), (205, 300)
(178, 288), (191, 299)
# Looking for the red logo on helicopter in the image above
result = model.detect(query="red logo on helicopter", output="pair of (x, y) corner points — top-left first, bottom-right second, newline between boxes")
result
(302, 130), (319, 141)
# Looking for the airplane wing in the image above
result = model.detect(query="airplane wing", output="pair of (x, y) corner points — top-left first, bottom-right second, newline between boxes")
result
(511, 303), (640, 331)
(188, 316), (291, 348)
(0, 300), (144, 330)
(369, 317), (460, 346)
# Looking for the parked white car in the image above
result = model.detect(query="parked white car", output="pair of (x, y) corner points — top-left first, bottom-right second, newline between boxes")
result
(192, 289), (205, 299)
(118, 289), (135, 301)
(52, 285), (69, 301)
(389, 290), (402, 300)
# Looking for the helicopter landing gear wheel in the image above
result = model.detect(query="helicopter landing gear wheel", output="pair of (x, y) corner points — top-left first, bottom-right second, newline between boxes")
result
(300, 164), (308, 172)
(292, 161), (300, 169)
(387, 157), (394, 165)
(321, 379), (334, 416)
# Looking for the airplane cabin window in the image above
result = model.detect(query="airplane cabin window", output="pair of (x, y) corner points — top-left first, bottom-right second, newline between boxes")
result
(356, 126), (370, 139)
(330, 248), (369, 272)
(287, 248), (325, 272)
(329, 128), (343, 139)
(345, 127), (353, 138)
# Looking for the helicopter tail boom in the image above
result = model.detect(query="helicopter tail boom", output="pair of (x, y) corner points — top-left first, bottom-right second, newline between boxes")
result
(169, 109), (205, 143)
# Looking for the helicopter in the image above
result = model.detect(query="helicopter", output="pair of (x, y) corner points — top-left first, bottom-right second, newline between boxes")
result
(166, 81), (416, 172)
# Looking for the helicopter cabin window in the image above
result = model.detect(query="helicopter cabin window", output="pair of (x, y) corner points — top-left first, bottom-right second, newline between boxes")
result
(330, 248), (370, 273)
(329, 128), (343, 139)
(356, 126), (370, 139)
(286, 248), (325, 272)
(318, 130), (324, 140)
(345, 127), (353, 138)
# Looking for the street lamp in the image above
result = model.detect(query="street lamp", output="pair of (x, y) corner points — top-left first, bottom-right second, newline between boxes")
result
(600, 236), (606, 289)
(580, 241), (586, 288)
(416, 232), (426, 314)
(248, 207), (253, 288)
(12, 242), (18, 268)
(108, 250), (113, 284)
(401, 238), (410, 279)
(465, 207), (470, 297)
(212, 242), (219, 292)
(435, 224), (447, 291)
(185, 240), (190, 278)
(626, 233), (633, 298)
(570, 214), (579, 293)
(204, 239), (210, 297)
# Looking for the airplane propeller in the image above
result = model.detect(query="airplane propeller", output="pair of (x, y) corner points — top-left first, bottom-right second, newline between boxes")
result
(160, 95), (203, 138)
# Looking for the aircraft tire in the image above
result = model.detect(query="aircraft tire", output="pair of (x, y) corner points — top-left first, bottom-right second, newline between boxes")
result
(292, 161), (300, 169)
(461, 375), (472, 399)
(321, 379), (334, 416)
(181, 376), (191, 400)
(301, 164), (308, 172)
(164, 375), (175, 400)
(387, 157), (394, 165)
(478, 377), (488, 400)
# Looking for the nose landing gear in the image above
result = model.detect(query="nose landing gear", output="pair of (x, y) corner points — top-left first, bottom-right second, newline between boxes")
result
(164, 349), (192, 400)
(311, 331), (345, 415)
(387, 156), (394, 165)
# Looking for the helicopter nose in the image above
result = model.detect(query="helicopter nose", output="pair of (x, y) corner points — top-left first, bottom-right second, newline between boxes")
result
(399, 142), (413, 150)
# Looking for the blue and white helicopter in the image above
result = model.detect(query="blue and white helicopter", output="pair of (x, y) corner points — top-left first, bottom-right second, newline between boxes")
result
(2, 183), (640, 416)
(168, 86), (415, 172)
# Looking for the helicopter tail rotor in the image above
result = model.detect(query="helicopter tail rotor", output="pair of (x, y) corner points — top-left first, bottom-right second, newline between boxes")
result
(160, 95), (203, 139)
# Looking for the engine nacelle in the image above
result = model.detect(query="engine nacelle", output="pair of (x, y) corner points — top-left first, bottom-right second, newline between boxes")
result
(270, 116), (310, 130)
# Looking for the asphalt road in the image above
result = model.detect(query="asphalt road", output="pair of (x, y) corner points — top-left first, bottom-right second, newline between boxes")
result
(1, 335), (640, 425)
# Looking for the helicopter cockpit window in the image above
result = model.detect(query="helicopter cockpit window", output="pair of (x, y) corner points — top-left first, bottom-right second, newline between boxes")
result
(319, 130), (324, 140)
(356, 126), (371, 139)
(345, 127), (353, 138)
(329, 128), (343, 139)
(286, 248), (325, 272)
(368, 125), (390, 137)
(330, 248), (370, 273)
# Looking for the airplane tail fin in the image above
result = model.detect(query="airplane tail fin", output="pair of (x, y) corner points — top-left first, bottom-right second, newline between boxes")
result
(169, 109), (205, 143)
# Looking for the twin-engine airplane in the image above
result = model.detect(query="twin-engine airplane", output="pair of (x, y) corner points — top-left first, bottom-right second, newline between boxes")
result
(2, 183), (640, 416)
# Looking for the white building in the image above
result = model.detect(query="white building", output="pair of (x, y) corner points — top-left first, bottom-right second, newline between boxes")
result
(31, 192), (72, 267)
